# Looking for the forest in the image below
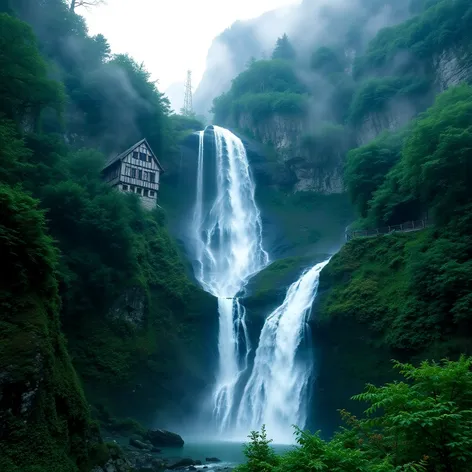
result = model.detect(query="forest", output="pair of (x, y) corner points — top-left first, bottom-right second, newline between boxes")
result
(1, 0), (472, 471)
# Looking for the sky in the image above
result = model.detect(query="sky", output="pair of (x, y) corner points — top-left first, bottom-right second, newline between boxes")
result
(82, 0), (302, 94)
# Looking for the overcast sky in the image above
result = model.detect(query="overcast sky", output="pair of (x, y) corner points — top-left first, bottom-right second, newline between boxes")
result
(82, 0), (302, 94)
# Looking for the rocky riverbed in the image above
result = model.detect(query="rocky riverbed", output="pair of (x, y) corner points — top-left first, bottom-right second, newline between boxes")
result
(92, 429), (235, 472)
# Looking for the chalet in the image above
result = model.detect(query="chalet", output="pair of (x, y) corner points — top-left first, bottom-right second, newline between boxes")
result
(102, 139), (164, 209)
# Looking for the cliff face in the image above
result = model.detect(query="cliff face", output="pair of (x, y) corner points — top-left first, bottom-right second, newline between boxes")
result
(355, 99), (417, 146)
(434, 48), (472, 91)
(237, 112), (344, 194)
(0, 185), (95, 472)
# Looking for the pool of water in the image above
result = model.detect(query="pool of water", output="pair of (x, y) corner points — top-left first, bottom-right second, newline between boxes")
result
(159, 441), (294, 467)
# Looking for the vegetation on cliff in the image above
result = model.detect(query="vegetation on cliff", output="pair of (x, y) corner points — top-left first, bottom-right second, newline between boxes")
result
(314, 84), (472, 437)
(0, 1), (215, 470)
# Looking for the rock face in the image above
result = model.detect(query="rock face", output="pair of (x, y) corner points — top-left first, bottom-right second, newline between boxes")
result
(108, 286), (147, 327)
(356, 99), (417, 146)
(434, 48), (472, 92)
(146, 429), (185, 448)
(238, 113), (304, 162)
(236, 113), (344, 194)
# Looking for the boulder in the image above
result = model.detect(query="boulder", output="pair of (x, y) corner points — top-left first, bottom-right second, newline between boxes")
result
(130, 438), (153, 450)
(166, 458), (195, 469)
(146, 429), (184, 447)
(206, 457), (221, 463)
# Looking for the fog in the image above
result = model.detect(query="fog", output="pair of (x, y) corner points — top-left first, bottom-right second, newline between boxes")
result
(193, 0), (413, 118)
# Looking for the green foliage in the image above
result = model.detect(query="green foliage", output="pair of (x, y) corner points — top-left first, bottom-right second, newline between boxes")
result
(354, 0), (472, 77)
(0, 184), (92, 472)
(239, 358), (472, 472)
(345, 130), (406, 218)
(233, 92), (308, 122)
(310, 46), (345, 76)
(212, 59), (306, 124)
(0, 13), (64, 126)
(400, 84), (472, 223)
(348, 76), (430, 124)
(271, 34), (296, 61)
(349, 84), (472, 227)
(353, 356), (472, 471)
(237, 426), (279, 472)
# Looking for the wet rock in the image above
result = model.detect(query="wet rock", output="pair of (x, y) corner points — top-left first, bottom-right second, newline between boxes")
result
(147, 429), (184, 448)
(130, 438), (153, 450)
(206, 457), (221, 463)
(188, 467), (197, 471)
(151, 446), (162, 453)
(166, 458), (195, 469)
(194, 460), (202, 465)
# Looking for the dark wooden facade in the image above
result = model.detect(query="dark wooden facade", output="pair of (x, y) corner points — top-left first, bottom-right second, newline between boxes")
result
(102, 139), (164, 209)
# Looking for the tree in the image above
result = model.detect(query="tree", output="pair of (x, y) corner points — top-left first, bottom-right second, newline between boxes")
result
(0, 13), (64, 125)
(271, 33), (296, 61)
(69, 0), (106, 13)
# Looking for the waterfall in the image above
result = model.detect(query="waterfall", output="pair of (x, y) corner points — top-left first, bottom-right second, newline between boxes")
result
(191, 126), (269, 432)
(236, 259), (330, 443)
(191, 125), (329, 441)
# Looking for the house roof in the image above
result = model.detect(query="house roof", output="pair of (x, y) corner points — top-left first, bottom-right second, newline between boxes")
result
(103, 138), (164, 172)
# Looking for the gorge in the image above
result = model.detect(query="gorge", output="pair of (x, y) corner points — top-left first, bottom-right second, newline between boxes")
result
(2, 0), (472, 471)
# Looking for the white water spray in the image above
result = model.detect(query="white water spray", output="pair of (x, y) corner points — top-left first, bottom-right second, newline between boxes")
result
(191, 126), (269, 432)
(236, 259), (330, 443)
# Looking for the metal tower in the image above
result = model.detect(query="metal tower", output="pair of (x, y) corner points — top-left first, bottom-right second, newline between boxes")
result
(182, 70), (193, 116)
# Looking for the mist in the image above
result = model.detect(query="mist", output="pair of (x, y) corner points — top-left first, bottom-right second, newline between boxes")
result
(193, 0), (414, 118)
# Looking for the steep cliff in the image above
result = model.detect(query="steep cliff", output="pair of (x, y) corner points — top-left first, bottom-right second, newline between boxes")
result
(0, 185), (95, 472)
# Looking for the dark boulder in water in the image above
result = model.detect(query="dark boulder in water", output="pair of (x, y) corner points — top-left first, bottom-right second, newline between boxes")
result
(146, 429), (185, 447)
(206, 457), (222, 463)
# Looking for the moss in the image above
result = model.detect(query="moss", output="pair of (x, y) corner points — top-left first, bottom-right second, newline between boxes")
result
(245, 254), (330, 318)
(63, 208), (218, 422)
(257, 188), (354, 257)
(0, 184), (93, 472)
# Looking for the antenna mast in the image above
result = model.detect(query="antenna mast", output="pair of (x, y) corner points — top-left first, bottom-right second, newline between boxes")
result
(182, 70), (194, 116)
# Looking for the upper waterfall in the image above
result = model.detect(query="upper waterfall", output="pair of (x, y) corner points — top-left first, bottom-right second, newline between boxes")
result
(191, 126), (269, 298)
(191, 125), (269, 432)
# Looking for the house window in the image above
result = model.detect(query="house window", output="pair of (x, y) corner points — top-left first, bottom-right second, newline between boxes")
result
(125, 165), (131, 176)
(122, 184), (129, 191)
(143, 171), (148, 181)
(140, 152), (147, 161)
(149, 190), (155, 197)
(136, 187), (142, 195)
(133, 151), (139, 160)
(143, 189), (149, 197)
(130, 186), (135, 192)
(149, 172), (156, 183)
(138, 170), (143, 180)
(131, 168), (137, 179)
(147, 155), (152, 162)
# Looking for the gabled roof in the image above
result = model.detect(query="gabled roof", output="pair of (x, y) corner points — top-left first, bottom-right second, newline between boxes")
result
(103, 138), (164, 172)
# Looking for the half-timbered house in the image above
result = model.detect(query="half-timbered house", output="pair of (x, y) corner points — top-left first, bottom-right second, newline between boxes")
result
(102, 139), (164, 209)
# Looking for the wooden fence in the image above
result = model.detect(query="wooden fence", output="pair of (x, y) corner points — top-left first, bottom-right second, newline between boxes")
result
(345, 219), (431, 241)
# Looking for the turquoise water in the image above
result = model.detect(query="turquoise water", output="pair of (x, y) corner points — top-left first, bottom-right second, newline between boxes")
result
(160, 441), (294, 466)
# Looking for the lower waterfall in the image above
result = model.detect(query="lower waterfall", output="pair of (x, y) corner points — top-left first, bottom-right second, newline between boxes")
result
(235, 260), (330, 443)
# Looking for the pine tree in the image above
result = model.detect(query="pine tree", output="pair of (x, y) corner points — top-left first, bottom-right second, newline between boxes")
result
(271, 34), (296, 61)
